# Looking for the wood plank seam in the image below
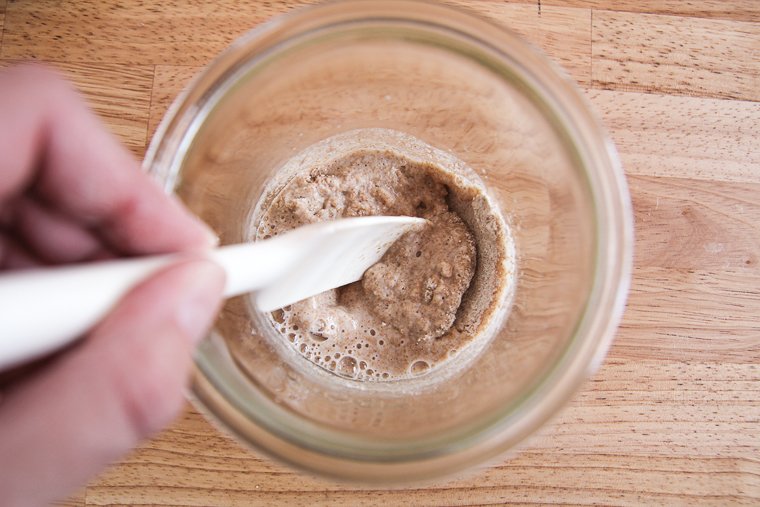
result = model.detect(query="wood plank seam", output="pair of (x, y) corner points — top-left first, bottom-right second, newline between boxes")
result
(543, 0), (760, 23)
(145, 64), (157, 153)
(589, 8), (593, 90)
(0, 0), (6, 51)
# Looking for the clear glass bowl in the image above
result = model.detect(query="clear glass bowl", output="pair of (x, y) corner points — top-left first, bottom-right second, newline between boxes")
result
(145, 0), (632, 482)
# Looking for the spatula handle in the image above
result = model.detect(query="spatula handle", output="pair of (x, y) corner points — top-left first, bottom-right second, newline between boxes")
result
(0, 236), (300, 370)
(0, 255), (176, 370)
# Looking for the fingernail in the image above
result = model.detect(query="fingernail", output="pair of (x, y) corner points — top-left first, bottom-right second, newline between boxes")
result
(173, 260), (226, 344)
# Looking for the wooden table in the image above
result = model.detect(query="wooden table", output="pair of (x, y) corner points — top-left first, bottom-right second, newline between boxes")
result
(2, 1), (758, 505)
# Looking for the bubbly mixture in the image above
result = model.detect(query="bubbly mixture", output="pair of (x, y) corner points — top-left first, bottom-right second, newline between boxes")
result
(254, 140), (511, 382)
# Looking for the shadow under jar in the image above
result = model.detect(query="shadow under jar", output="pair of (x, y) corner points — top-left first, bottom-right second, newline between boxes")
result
(145, 0), (632, 483)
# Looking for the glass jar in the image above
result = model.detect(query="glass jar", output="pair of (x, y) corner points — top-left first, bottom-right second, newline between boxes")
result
(145, 0), (632, 482)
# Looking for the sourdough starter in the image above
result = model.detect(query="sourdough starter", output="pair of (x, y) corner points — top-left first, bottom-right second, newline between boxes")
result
(253, 132), (512, 382)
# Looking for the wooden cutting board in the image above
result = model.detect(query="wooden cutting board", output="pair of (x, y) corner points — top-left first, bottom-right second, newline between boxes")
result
(2, 1), (758, 505)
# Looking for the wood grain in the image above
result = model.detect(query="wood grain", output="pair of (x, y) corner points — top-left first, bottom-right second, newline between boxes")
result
(620, 175), (760, 365)
(449, 1), (592, 85)
(1, 1), (758, 506)
(620, 178), (760, 364)
(0, 1), (315, 66)
(588, 90), (760, 184)
(592, 11), (760, 101)
(148, 65), (202, 142)
(0, 59), (152, 157)
(2, 1), (592, 86)
(630, 176), (760, 272)
(54, 490), (85, 507)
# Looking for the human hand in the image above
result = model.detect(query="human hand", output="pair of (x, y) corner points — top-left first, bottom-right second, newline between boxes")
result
(0, 65), (226, 506)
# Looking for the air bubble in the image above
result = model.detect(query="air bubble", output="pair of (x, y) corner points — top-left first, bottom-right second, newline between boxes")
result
(381, 372), (389, 379)
(410, 360), (430, 375)
(288, 333), (296, 343)
(366, 369), (374, 376)
(337, 356), (357, 378)
(334, 352), (341, 359)
(325, 355), (331, 362)
(359, 361), (367, 370)
(330, 361), (337, 370)
(298, 343), (307, 353)
(310, 332), (328, 342)
(369, 329), (376, 336)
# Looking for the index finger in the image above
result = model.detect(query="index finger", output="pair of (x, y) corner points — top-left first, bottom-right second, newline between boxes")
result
(0, 64), (214, 255)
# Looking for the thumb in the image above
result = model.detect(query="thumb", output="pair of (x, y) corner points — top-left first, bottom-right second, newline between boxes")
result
(84, 257), (227, 439)
(0, 258), (225, 507)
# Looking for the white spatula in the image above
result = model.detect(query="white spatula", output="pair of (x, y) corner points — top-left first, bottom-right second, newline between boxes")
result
(0, 216), (425, 370)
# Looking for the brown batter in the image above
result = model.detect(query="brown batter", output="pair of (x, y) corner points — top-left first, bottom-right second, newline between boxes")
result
(255, 143), (510, 381)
